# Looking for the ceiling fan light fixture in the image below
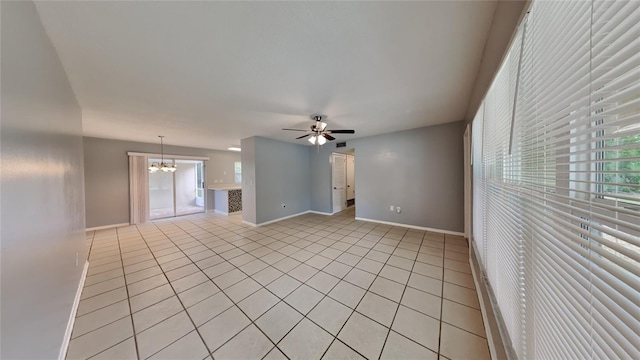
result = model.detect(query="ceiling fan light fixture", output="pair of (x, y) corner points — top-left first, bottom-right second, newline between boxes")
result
(284, 114), (355, 146)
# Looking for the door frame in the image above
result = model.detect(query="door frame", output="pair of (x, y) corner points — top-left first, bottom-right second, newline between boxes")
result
(464, 124), (472, 239)
(346, 154), (355, 202)
(331, 152), (347, 213)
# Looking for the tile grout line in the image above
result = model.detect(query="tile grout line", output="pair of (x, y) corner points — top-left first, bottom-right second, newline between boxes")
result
(272, 230), (383, 357)
(183, 209), (386, 358)
(226, 217), (490, 353)
(174, 215), (336, 358)
(375, 230), (428, 360)
(132, 222), (217, 359)
(74, 229), (201, 358)
(115, 227), (141, 359)
(76, 210), (484, 360)
(265, 218), (396, 359)
(319, 225), (413, 360)
(438, 233), (448, 359)
(222, 215), (464, 352)
(151, 222), (285, 358)
(183, 213), (362, 358)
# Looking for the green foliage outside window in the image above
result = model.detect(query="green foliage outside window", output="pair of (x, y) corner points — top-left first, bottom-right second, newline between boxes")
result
(602, 133), (640, 203)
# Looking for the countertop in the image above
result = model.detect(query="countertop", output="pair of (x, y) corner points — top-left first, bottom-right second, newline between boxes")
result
(208, 185), (242, 191)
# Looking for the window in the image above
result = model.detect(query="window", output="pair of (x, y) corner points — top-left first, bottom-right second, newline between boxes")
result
(196, 162), (204, 198)
(599, 126), (640, 205)
(472, 1), (639, 359)
(234, 161), (242, 183)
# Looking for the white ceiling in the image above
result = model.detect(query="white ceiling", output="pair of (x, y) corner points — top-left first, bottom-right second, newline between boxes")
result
(35, 1), (498, 150)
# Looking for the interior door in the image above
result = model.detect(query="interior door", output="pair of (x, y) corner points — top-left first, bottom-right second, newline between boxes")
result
(332, 153), (347, 213)
(346, 154), (355, 200)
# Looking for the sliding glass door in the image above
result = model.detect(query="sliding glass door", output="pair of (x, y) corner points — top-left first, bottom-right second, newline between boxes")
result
(149, 158), (175, 219)
(175, 159), (205, 216)
(149, 158), (205, 220)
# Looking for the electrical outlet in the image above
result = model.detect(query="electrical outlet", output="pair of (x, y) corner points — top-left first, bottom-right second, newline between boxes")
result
(282, 203), (286, 208)
(390, 205), (395, 211)
(396, 207), (401, 214)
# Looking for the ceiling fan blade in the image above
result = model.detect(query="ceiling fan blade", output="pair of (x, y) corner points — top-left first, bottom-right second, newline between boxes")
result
(282, 128), (309, 132)
(324, 134), (336, 141)
(326, 129), (355, 134)
(296, 134), (311, 139)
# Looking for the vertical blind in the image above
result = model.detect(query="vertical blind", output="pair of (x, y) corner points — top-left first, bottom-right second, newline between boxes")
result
(129, 154), (150, 225)
(472, 0), (639, 359)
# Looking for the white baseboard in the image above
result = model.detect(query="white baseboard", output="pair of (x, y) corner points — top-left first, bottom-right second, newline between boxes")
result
(243, 210), (315, 227)
(354, 217), (465, 236)
(85, 223), (129, 232)
(59, 260), (89, 360)
(308, 210), (335, 216)
(242, 220), (257, 227)
(214, 209), (242, 216)
(256, 210), (312, 226)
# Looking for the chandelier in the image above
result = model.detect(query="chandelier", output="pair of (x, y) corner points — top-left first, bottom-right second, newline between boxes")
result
(148, 136), (177, 173)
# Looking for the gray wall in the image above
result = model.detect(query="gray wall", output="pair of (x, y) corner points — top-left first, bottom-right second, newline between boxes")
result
(205, 151), (242, 186)
(83, 137), (241, 228)
(255, 137), (310, 224)
(310, 122), (465, 233)
(1, 1), (87, 358)
(242, 136), (310, 225)
(464, 0), (529, 122)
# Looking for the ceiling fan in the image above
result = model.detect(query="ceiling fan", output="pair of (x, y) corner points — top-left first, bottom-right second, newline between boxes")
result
(283, 114), (355, 145)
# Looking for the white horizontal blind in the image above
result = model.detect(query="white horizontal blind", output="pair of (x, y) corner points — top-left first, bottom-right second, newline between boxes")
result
(472, 0), (640, 359)
(482, 23), (527, 356)
(587, 1), (639, 358)
(472, 102), (486, 266)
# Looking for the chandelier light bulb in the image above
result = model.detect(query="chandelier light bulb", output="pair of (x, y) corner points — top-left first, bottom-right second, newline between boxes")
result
(149, 136), (178, 173)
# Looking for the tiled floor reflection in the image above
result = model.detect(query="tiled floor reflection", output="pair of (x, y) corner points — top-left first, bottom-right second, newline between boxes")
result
(68, 207), (489, 360)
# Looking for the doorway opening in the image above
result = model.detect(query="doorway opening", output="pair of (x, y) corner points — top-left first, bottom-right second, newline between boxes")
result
(331, 150), (355, 214)
(149, 158), (205, 219)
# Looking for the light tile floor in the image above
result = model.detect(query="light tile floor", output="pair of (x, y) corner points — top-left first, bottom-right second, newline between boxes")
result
(150, 205), (205, 220)
(68, 207), (490, 360)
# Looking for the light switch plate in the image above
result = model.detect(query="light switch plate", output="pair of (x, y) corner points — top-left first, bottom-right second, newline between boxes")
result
(390, 205), (394, 211)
